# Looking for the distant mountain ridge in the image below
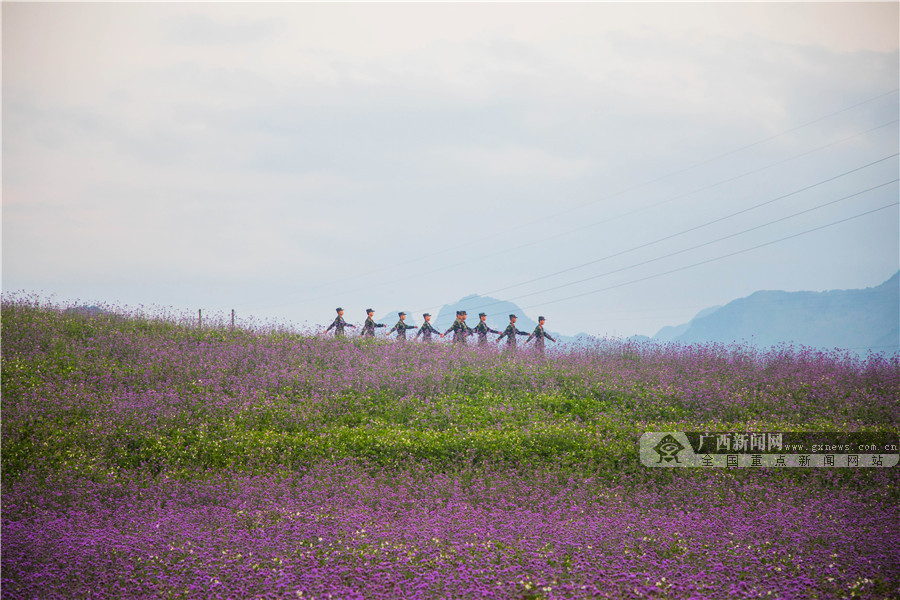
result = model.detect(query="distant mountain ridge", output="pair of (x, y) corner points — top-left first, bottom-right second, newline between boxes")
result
(375, 273), (898, 354)
(433, 294), (539, 334)
(652, 272), (899, 355)
(431, 296), (594, 346)
(376, 310), (418, 329)
(652, 305), (722, 342)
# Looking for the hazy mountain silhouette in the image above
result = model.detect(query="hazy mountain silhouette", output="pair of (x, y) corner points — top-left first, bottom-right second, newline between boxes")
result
(430, 296), (601, 347)
(653, 272), (899, 355)
(374, 273), (899, 354)
(433, 294), (538, 334)
(652, 305), (723, 342)
(375, 310), (418, 329)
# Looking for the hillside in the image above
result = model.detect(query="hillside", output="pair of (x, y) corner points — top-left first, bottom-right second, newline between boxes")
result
(3, 299), (899, 600)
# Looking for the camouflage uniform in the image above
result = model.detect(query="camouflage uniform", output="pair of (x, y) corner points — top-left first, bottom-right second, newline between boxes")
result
(415, 321), (441, 342)
(325, 314), (354, 336)
(525, 323), (556, 354)
(473, 320), (500, 347)
(444, 318), (474, 344)
(388, 320), (416, 340)
(360, 315), (385, 337)
(496, 322), (528, 350)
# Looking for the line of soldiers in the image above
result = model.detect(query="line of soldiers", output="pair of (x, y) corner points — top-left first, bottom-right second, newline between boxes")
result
(324, 307), (556, 352)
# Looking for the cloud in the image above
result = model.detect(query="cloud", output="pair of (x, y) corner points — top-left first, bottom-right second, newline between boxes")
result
(3, 2), (896, 335)
(433, 144), (592, 180)
(162, 12), (281, 46)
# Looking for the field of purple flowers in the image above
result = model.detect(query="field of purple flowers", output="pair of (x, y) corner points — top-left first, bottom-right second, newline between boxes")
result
(3, 297), (899, 599)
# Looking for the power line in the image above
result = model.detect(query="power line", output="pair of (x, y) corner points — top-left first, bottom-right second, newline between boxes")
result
(448, 179), (898, 316)
(520, 201), (899, 311)
(481, 154), (899, 297)
(510, 180), (898, 306)
(235, 89), (899, 314)
(413, 183), (900, 316)
(520, 117), (899, 242)
(266, 121), (898, 313)
(411, 153), (898, 316)
(411, 121), (899, 304)
(373, 88), (900, 271)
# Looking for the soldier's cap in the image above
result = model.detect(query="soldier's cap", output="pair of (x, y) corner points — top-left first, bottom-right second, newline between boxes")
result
(423, 313), (431, 317)
(398, 312), (406, 317)
(336, 307), (343, 312)
(366, 308), (374, 313)
(478, 312), (486, 317)
(509, 314), (517, 319)
(538, 316), (546, 321)
(460, 310), (467, 315)
(455, 310), (462, 316)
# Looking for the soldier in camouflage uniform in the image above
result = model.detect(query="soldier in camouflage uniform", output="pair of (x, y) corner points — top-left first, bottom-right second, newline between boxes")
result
(360, 308), (385, 338)
(386, 312), (416, 340)
(415, 313), (443, 342)
(496, 314), (529, 352)
(473, 312), (500, 347)
(525, 316), (556, 355)
(324, 307), (355, 336)
(444, 310), (474, 344)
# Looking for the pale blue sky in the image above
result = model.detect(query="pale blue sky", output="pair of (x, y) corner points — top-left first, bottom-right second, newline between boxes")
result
(3, 2), (898, 337)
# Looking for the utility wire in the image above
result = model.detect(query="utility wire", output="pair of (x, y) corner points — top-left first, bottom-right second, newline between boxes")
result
(440, 179), (898, 315)
(481, 153), (899, 297)
(412, 121), (899, 304)
(234, 89), (899, 313)
(263, 121), (898, 313)
(479, 122), (899, 287)
(520, 202), (899, 311)
(408, 153), (897, 314)
(368, 88), (900, 271)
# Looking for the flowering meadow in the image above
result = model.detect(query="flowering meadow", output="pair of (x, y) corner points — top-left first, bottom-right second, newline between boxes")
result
(3, 296), (899, 599)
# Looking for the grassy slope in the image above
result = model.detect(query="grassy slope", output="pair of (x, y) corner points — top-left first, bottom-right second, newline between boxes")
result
(2, 301), (897, 486)
(3, 302), (900, 599)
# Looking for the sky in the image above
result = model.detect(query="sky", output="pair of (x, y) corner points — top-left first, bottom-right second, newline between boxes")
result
(3, 2), (899, 338)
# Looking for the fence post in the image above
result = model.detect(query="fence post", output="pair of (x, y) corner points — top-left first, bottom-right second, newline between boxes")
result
(231, 309), (235, 330)
(198, 309), (202, 330)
